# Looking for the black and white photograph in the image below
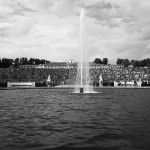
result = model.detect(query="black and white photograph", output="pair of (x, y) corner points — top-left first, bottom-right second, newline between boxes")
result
(0, 0), (150, 149)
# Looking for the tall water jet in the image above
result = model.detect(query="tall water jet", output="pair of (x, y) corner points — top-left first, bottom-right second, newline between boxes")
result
(76, 8), (92, 93)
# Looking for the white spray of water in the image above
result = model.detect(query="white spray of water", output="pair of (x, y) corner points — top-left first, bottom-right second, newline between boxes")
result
(75, 8), (93, 93)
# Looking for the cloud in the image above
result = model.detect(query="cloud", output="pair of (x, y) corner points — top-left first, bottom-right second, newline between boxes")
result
(0, 5), (14, 17)
(49, 0), (78, 17)
(0, 0), (150, 64)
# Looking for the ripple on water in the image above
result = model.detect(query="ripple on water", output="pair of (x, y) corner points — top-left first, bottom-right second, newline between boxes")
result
(0, 88), (150, 150)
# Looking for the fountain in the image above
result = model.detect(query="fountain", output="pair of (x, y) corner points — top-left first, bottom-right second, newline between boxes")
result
(75, 8), (93, 93)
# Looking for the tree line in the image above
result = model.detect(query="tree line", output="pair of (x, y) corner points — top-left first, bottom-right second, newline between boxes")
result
(1, 57), (150, 68)
(0, 58), (50, 68)
(93, 58), (108, 65)
(116, 58), (150, 67)
(94, 58), (150, 67)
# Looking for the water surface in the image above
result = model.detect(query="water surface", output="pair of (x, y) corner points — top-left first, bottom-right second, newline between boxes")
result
(0, 88), (150, 150)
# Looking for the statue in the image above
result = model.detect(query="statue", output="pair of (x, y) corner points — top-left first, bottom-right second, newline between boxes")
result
(46, 74), (51, 87)
(99, 74), (103, 86)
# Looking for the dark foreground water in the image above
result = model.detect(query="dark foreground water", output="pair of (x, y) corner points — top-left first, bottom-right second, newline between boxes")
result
(0, 88), (150, 150)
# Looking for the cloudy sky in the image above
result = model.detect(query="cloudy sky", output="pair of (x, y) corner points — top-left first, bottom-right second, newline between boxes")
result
(0, 0), (150, 64)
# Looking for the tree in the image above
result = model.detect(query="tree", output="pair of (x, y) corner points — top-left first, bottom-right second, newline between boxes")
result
(116, 58), (124, 65)
(102, 58), (108, 64)
(130, 59), (135, 66)
(94, 58), (102, 64)
(123, 59), (130, 67)
(40, 59), (46, 64)
(14, 58), (20, 68)
(133, 60), (140, 67)
(146, 58), (150, 67)
(20, 57), (28, 65)
(0, 59), (2, 67)
(34, 59), (40, 65)
(29, 58), (35, 65)
(1, 58), (13, 68)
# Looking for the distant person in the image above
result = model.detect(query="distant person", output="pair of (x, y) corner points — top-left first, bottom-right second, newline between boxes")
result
(124, 79), (127, 87)
(117, 82), (121, 86)
(134, 80), (137, 87)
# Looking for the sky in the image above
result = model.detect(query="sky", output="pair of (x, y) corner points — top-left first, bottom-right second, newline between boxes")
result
(0, 0), (150, 64)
